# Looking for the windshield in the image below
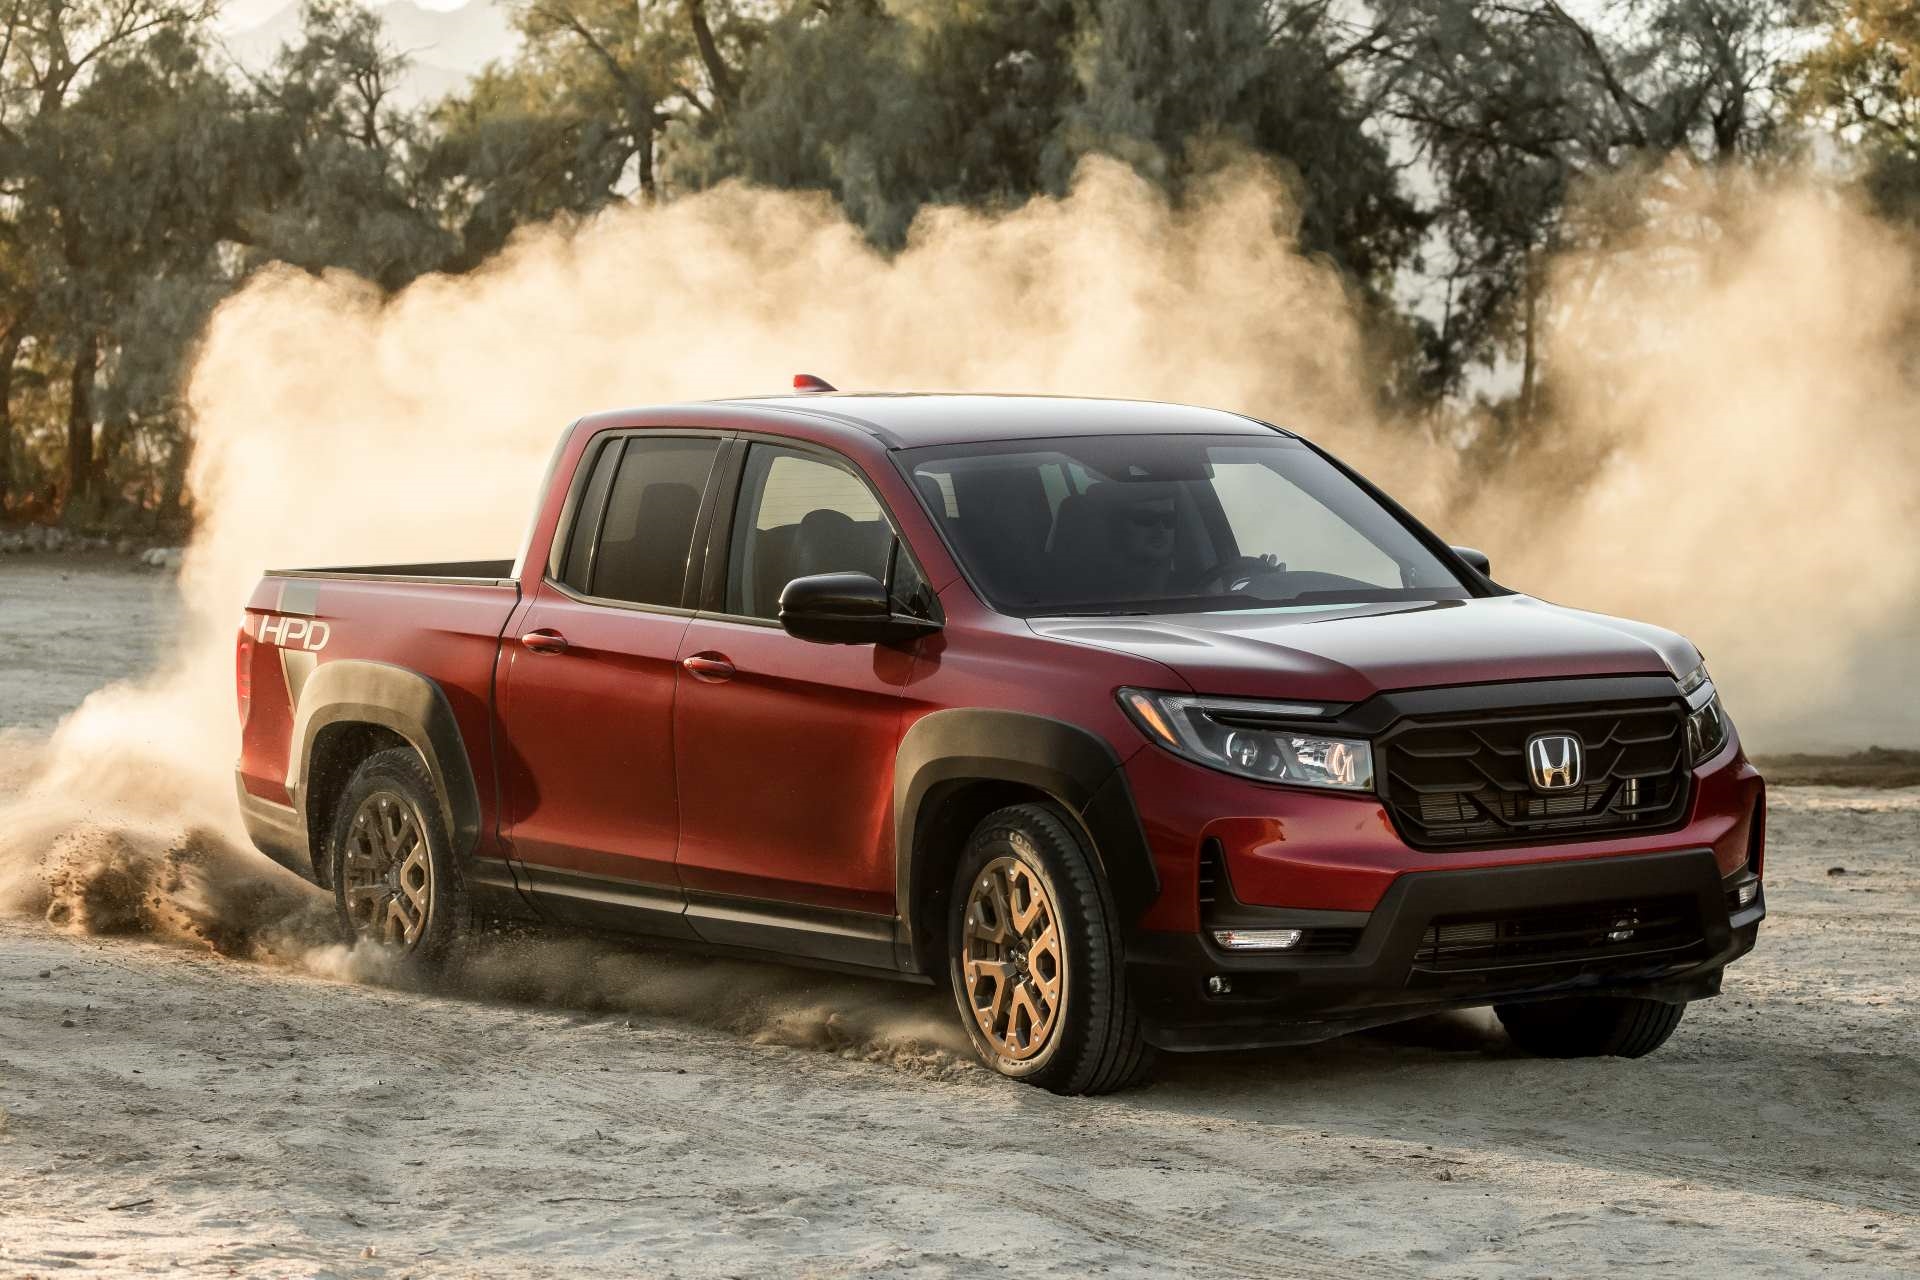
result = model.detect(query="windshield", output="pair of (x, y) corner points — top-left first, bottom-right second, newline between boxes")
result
(903, 434), (1470, 616)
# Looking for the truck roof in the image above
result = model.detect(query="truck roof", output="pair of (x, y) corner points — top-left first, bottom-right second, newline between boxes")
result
(706, 392), (1286, 450)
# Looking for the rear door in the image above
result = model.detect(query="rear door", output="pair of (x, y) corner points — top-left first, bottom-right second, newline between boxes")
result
(495, 431), (728, 933)
(671, 440), (936, 966)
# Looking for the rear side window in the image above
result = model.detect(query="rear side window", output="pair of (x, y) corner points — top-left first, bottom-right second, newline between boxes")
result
(726, 445), (896, 620)
(556, 435), (719, 607)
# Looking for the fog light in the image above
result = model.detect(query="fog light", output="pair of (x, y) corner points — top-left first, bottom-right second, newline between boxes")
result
(1607, 916), (1637, 943)
(1212, 928), (1304, 951)
(1207, 975), (1232, 995)
(1736, 881), (1759, 907)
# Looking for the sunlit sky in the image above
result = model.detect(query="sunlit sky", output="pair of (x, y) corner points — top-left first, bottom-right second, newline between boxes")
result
(218, 0), (479, 34)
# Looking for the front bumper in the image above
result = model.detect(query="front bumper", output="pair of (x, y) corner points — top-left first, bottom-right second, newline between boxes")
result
(1130, 847), (1764, 1051)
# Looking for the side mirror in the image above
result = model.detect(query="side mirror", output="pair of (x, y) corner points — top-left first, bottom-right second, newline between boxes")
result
(1451, 546), (1492, 578)
(778, 571), (941, 646)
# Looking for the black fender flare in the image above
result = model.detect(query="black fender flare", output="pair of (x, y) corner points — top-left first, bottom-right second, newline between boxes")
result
(287, 660), (483, 860)
(892, 708), (1160, 970)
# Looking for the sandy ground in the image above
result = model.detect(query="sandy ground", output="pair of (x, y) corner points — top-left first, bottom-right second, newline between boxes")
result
(1, 564), (1917, 1277)
(0, 559), (175, 732)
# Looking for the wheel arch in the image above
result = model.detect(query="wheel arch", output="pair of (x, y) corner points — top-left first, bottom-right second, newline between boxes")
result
(288, 660), (482, 887)
(893, 709), (1159, 974)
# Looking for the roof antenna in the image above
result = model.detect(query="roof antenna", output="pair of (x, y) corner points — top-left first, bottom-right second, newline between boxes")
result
(793, 373), (836, 394)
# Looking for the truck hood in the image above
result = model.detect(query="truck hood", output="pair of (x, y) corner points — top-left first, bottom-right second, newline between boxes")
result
(1026, 595), (1700, 703)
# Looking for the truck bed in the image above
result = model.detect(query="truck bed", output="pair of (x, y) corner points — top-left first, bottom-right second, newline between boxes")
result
(238, 560), (526, 884)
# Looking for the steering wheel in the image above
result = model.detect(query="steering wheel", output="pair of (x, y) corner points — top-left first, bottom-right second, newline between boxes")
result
(1180, 554), (1278, 595)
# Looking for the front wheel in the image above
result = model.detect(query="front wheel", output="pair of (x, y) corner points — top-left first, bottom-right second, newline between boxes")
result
(1495, 995), (1687, 1058)
(328, 747), (468, 969)
(946, 803), (1154, 1094)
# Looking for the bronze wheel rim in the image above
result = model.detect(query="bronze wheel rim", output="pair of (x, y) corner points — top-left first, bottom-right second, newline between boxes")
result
(961, 854), (1065, 1061)
(341, 791), (433, 949)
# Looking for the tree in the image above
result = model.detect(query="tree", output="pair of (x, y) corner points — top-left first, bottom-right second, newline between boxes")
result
(1379, 1), (1795, 403)
(693, 0), (1078, 245)
(0, 0), (216, 511)
(1796, 0), (1920, 221)
(430, 0), (763, 265)
(508, 0), (707, 201)
(33, 23), (247, 515)
(241, 0), (454, 289)
(1061, 0), (1272, 181)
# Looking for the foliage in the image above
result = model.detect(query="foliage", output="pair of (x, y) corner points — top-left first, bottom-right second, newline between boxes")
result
(1377, 1), (1797, 396)
(0, 0), (1904, 526)
(1795, 0), (1920, 221)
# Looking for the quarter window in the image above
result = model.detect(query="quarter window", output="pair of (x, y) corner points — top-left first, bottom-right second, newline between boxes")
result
(556, 439), (621, 593)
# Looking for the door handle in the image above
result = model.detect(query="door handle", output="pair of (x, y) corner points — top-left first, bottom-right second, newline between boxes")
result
(681, 652), (736, 682)
(520, 629), (569, 655)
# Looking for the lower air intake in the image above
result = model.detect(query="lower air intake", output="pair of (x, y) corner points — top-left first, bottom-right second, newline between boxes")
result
(1412, 895), (1701, 972)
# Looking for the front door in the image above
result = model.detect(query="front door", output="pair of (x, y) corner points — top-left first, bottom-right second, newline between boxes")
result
(672, 441), (933, 965)
(496, 432), (722, 933)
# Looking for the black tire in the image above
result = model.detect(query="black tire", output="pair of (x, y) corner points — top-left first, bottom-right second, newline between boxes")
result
(946, 802), (1154, 1095)
(327, 747), (469, 970)
(1495, 995), (1687, 1059)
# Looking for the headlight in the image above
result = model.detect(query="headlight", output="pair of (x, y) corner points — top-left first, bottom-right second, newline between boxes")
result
(1117, 688), (1373, 790)
(1679, 664), (1730, 763)
(1687, 694), (1729, 763)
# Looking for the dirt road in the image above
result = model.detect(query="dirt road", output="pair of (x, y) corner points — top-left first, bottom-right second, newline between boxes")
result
(1, 564), (1916, 1277)
(0, 559), (174, 733)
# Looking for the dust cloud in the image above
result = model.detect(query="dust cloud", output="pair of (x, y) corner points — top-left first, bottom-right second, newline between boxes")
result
(1456, 165), (1920, 750)
(1, 155), (1915, 1047)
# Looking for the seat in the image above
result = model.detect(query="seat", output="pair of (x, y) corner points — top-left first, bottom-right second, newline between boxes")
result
(792, 508), (890, 580)
(742, 509), (892, 618)
(1047, 481), (1180, 602)
(1046, 485), (1121, 599)
(946, 466), (1053, 602)
(595, 481), (701, 605)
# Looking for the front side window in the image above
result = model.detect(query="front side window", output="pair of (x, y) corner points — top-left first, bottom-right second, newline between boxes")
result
(905, 434), (1467, 616)
(557, 435), (719, 607)
(727, 445), (913, 620)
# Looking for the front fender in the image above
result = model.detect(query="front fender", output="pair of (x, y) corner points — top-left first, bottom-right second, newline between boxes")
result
(892, 708), (1160, 970)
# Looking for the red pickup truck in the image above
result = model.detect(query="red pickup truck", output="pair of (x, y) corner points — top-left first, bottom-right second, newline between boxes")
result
(235, 386), (1765, 1094)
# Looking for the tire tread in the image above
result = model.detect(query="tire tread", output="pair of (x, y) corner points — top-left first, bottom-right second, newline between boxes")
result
(1496, 995), (1687, 1059)
(952, 802), (1155, 1095)
(327, 746), (470, 970)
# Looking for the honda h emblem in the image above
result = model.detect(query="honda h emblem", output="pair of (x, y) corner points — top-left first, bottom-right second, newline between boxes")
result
(1526, 733), (1584, 791)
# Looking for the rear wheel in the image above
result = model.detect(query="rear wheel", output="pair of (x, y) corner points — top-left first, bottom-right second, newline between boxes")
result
(947, 803), (1154, 1094)
(328, 747), (468, 968)
(1495, 995), (1687, 1058)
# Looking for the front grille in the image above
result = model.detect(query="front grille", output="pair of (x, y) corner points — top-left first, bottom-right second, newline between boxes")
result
(1412, 895), (1700, 972)
(1379, 701), (1691, 850)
